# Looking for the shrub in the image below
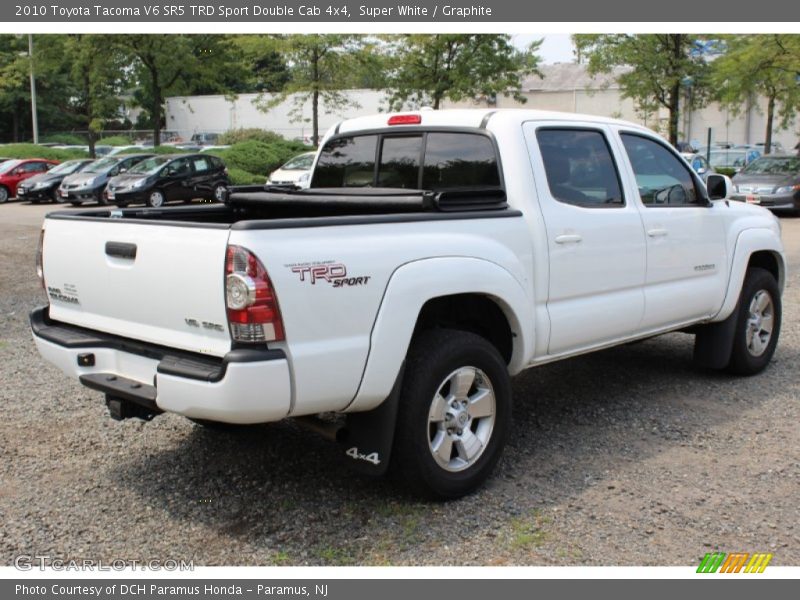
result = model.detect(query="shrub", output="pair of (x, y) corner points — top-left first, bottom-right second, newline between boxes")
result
(218, 127), (309, 150)
(116, 145), (190, 155)
(98, 135), (133, 146)
(38, 133), (87, 145)
(715, 167), (737, 177)
(213, 141), (285, 176)
(227, 167), (265, 186)
(0, 143), (89, 161)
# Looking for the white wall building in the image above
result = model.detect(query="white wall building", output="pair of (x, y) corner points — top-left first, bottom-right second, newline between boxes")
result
(165, 64), (799, 151)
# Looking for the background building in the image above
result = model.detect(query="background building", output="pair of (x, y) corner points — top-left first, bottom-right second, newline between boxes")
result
(166, 63), (798, 150)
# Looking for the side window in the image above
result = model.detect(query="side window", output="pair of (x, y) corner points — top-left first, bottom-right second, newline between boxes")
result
(24, 161), (45, 173)
(377, 135), (422, 188)
(422, 133), (500, 189)
(536, 129), (624, 207)
(621, 133), (701, 206)
(170, 158), (192, 176)
(313, 135), (377, 188)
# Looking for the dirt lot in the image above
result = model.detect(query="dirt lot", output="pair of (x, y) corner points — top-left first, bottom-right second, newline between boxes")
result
(1, 201), (798, 566)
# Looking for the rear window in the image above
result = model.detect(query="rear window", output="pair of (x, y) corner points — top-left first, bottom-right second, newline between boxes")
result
(311, 131), (501, 190)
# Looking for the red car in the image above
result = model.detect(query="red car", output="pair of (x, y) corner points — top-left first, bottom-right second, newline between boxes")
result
(0, 159), (59, 203)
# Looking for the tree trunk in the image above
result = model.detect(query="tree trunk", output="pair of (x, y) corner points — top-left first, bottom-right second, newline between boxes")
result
(668, 82), (681, 147)
(765, 94), (775, 155)
(151, 68), (161, 147)
(311, 47), (320, 147)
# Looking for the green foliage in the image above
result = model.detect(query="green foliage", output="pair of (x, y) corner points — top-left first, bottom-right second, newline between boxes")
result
(712, 35), (800, 152)
(384, 35), (543, 111)
(116, 145), (189, 155)
(213, 141), (280, 176)
(0, 144), (89, 160)
(226, 167), (265, 185)
(217, 128), (307, 153)
(573, 34), (710, 144)
(39, 133), (87, 145)
(97, 135), (133, 146)
(716, 167), (738, 177)
(227, 35), (290, 93)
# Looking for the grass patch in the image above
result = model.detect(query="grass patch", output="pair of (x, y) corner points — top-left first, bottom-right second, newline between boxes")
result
(508, 509), (551, 550)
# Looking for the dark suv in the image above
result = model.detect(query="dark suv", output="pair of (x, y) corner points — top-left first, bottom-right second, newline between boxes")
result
(105, 154), (229, 207)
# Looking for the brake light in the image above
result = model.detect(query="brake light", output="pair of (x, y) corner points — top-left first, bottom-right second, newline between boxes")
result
(35, 228), (45, 290)
(388, 114), (422, 125)
(225, 245), (284, 343)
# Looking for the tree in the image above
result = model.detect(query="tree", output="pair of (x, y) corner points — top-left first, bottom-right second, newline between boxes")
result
(573, 34), (710, 145)
(115, 35), (239, 145)
(712, 35), (800, 154)
(227, 35), (290, 93)
(256, 35), (371, 147)
(384, 35), (541, 111)
(37, 35), (127, 156)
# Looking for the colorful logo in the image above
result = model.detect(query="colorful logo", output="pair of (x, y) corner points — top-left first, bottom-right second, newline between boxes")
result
(697, 552), (773, 573)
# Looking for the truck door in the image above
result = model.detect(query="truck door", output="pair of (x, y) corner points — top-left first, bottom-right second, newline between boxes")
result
(615, 130), (728, 330)
(523, 123), (647, 355)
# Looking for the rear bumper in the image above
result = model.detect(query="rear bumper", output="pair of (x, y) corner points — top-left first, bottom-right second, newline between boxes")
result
(30, 307), (292, 423)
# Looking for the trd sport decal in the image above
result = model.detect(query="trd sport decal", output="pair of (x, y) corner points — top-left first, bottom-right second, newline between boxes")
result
(287, 261), (371, 288)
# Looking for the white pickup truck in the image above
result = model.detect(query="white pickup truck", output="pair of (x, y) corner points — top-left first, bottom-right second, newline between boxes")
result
(31, 109), (785, 498)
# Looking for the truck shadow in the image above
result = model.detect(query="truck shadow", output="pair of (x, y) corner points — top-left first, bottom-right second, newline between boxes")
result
(108, 331), (795, 564)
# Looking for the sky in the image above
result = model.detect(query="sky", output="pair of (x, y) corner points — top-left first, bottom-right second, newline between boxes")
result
(513, 34), (575, 64)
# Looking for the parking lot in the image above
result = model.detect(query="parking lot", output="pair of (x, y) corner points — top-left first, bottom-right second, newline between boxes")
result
(1, 199), (799, 566)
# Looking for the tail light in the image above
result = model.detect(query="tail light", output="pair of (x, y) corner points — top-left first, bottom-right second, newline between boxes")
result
(388, 114), (422, 125)
(225, 245), (284, 343)
(35, 228), (45, 290)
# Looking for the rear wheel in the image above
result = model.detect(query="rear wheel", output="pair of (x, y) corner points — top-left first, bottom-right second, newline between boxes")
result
(726, 267), (781, 375)
(146, 190), (165, 208)
(392, 329), (511, 499)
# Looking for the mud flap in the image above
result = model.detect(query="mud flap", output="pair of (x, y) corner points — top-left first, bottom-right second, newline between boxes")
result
(693, 307), (739, 369)
(340, 363), (405, 476)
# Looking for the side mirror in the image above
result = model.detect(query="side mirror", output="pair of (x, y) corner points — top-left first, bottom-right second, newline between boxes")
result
(119, 167), (127, 174)
(707, 174), (733, 201)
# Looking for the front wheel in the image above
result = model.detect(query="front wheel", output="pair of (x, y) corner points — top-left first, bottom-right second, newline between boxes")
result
(727, 267), (781, 375)
(392, 329), (511, 499)
(212, 183), (227, 203)
(0, 186), (9, 203)
(146, 190), (165, 208)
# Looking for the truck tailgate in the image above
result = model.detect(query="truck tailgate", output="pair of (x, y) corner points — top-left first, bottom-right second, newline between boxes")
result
(42, 218), (232, 357)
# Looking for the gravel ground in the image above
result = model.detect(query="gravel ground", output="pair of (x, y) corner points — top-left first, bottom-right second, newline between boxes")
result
(1, 202), (799, 566)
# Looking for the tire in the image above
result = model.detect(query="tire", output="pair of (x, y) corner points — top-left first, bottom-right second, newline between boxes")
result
(146, 190), (165, 208)
(726, 267), (781, 375)
(392, 329), (511, 499)
(69, 201), (82, 207)
(212, 183), (227, 203)
(0, 186), (9, 203)
(50, 188), (59, 203)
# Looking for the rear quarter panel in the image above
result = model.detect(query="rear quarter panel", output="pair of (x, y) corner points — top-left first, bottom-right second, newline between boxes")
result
(229, 215), (533, 416)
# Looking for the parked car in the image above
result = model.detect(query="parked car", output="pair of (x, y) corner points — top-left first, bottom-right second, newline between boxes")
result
(0, 159), (58, 203)
(681, 152), (716, 182)
(107, 145), (146, 156)
(15, 159), (94, 203)
(731, 155), (800, 213)
(267, 151), (316, 188)
(58, 154), (154, 205)
(190, 132), (219, 146)
(105, 153), (229, 207)
(748, 142), (785, 155)
(31, 109), (786, 499)
(708, 148), (761, 172)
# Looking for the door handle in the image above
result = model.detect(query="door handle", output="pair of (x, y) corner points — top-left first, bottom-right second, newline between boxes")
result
(105, 241), (137, 260)
(554, 234), (583, 244)
(647, 228), (669, 238)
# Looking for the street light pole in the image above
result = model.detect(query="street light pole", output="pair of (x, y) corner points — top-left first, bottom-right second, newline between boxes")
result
(28, 34), (39, 144)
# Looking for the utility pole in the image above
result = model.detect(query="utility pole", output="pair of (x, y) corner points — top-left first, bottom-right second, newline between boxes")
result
(28, 34), (39, 144)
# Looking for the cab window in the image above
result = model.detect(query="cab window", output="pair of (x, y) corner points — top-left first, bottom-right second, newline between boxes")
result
(621, 133), (702, 206)
(536, 129), (624, 207)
